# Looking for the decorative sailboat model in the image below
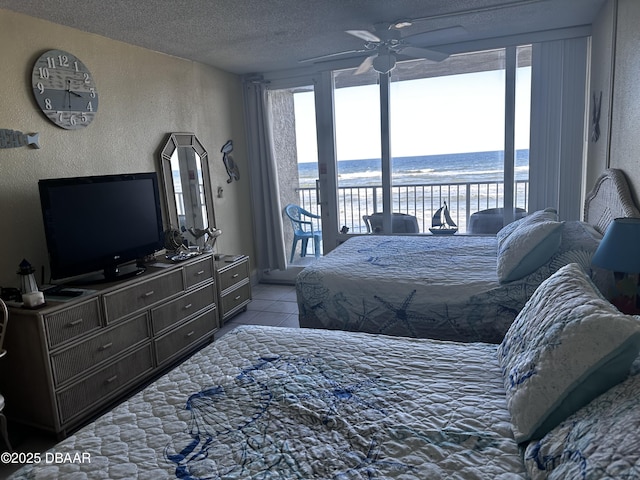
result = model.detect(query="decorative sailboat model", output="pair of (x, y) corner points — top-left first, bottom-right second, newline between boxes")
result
(429, 201), (458, 235)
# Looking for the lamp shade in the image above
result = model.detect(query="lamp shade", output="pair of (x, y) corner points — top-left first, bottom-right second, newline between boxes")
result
(592, 217), (640, 273)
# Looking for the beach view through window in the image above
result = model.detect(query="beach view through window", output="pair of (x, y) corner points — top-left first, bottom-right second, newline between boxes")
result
(294, 46), (531, 234)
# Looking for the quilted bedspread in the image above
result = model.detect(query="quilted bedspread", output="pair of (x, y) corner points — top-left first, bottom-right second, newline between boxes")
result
(10, 326), (525, 479)
(297, 223), (601, 343)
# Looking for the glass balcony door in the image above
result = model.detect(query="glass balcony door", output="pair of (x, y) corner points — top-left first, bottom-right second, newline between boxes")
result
(329, 46), (531, 235)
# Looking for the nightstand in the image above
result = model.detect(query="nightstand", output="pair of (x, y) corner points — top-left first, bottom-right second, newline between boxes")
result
(215, 255), (251, 324)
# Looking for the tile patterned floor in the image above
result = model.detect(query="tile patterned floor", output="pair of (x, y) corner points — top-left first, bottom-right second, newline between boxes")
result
(218, 282), (299, 337)
(0, 283), (298, 477)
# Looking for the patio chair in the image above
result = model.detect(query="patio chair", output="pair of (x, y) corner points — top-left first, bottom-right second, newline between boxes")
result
(468, 207), (528, 234)
(363, 212), (419, 233)
(284, 204), (322, 262)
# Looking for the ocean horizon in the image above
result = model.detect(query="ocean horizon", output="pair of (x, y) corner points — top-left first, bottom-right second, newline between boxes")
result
(298, 149), (529, 188)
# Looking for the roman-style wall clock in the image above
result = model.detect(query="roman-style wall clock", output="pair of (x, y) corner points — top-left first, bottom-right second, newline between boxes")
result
(31, 49), (99, 130)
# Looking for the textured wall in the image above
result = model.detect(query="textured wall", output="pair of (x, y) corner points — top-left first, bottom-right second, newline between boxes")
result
(608, 0), (640, 205)
(0, 9), (253, 288)
(586, 0), (616, 192)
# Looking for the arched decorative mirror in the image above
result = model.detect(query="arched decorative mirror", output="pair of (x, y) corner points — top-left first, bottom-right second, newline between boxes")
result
(159, 133), (220, 251)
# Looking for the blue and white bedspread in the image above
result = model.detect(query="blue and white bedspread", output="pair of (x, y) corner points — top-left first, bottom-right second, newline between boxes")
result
(297, 222), (601, 343)
(10, 326), (525, 479)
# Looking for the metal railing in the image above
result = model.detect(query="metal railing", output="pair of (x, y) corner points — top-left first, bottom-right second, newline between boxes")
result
(297, 180), (529, 234)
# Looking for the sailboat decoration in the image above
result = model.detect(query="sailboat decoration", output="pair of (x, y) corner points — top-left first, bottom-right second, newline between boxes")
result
(429, 201), (458, 235)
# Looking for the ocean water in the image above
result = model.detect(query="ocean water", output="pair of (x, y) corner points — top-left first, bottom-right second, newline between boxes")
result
(298, 149), (529, 188)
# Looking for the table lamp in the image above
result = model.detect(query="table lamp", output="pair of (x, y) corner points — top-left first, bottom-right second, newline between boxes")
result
(591, 217), (640, 314)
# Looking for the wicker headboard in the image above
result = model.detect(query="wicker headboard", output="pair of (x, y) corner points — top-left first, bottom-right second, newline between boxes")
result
(584, 168), (640, 235)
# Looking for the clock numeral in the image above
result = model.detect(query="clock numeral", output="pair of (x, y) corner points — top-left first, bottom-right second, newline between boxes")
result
(83, 72), (91, 84)
(38, 67), (50, 80)
(46, 56), (56, 69)
(73, 61), (79, 72)
(80, 113), (87, 123)
(86, 101), (94, 112)
(58, 55), (70, 67)
(36, 82), (45, 94)
(89, 88), (96, 98)
(44, 98), (52, 110)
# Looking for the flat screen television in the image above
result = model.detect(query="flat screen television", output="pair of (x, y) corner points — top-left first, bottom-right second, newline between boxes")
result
(38, 172), (165, 283)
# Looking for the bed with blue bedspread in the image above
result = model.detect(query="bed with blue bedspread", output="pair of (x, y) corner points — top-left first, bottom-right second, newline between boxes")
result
(297, 169), (640, 343)
(9, 262), (640, 479)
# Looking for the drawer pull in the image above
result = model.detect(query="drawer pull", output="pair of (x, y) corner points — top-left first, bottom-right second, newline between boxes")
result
(195, 270), (206, 276)
(232, 273), (239, 278)
(185, 330), (195, 338)
(234, 295), (242, 301)
(183, 303), (193, 310)
(143, 290), (155, 298)
(99, 342), (113, 351)
(68, 318), (84, 327)
(105, 375), (118, 384)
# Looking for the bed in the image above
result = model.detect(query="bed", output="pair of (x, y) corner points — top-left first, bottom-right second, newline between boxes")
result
(297, 168), (640, 343)
(9, 262), (640, 479)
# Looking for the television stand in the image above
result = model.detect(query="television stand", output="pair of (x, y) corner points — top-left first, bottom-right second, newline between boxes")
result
(1, 253), (218, 437)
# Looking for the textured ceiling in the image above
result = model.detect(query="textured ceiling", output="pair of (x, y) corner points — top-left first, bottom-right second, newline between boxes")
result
(1, 0), (606, 75)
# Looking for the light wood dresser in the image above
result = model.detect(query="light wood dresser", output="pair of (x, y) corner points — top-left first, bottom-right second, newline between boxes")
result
(0, 253), (217, 437)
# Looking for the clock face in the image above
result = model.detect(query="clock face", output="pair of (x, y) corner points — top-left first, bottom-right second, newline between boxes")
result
(31, 50), (99, 130)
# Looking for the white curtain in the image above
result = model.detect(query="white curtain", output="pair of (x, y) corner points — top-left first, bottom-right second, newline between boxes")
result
(529, 37), (589, 220)
(242, 79), (287, 274)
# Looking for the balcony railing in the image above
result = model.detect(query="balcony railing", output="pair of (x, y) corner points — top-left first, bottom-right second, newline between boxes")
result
(297, 180), (529, 234)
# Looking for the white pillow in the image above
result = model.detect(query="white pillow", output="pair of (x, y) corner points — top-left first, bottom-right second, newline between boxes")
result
(496, 220), (564, 283)
(496, 208), (558, 247)
(498, 263), (640, 443)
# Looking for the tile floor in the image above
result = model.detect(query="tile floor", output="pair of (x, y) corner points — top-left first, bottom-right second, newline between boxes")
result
(0, 282), (298, 478)
(217, 282), (299, 337)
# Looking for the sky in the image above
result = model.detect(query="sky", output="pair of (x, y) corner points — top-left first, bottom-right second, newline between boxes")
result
(293, 66), (531, 163)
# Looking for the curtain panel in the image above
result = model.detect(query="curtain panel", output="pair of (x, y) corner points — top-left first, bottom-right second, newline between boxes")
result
(242, 79), (287, 274)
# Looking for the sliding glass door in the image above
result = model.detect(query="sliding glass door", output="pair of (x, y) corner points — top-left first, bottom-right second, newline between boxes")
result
(329, 45), (531, 235)
(267, 83), (325, 266)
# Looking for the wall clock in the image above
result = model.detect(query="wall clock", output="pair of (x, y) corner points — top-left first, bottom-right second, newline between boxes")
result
(31, 49), (99, 130)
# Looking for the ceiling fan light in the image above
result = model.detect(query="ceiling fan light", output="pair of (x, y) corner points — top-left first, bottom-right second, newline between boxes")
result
(393, 20), (413, 29)
(372, 53), (396, 74)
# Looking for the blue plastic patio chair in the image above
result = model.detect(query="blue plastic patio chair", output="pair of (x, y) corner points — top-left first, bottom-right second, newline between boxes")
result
(284, 204), (321, 262)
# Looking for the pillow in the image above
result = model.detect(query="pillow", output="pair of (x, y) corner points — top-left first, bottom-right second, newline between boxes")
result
(496, 208), (558, 246)
(496, 220), (564, 283)
(498, 263), (640, 443)
(524, 361), (640, 479)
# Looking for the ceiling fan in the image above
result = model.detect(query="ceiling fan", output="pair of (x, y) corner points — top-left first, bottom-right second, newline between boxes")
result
(301, 21), (466, 74)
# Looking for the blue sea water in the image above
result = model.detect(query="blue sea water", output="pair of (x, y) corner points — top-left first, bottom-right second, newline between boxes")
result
(298, 149), (529, 188)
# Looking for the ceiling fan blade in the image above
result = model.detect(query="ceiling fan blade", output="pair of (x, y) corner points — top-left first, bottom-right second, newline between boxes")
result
(354, 55), (375, 75)
(401, 46), (449, 62)
(346, 29), (381, 43)
(299, 48), (369, 63)
(403, 25), (466, 46)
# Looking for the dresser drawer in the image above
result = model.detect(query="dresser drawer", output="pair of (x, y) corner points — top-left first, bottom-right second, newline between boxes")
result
(51, 313), (150, 387)
(184, 256), (214, 289)
(218, 259), (249, 292)
(44, 298), (102, 349)
(103, 269), (184, 323)
(151, 284), (216, 335)
(56, 344), (154, 424)
(220, 282), (251, 316)
(154, 309), (216, 366)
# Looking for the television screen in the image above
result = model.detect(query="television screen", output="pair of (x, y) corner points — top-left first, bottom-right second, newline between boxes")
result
(39, 172), (165, 282)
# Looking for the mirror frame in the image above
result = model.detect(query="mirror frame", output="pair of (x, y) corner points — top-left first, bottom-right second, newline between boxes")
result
(159, 132), (216, 233)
